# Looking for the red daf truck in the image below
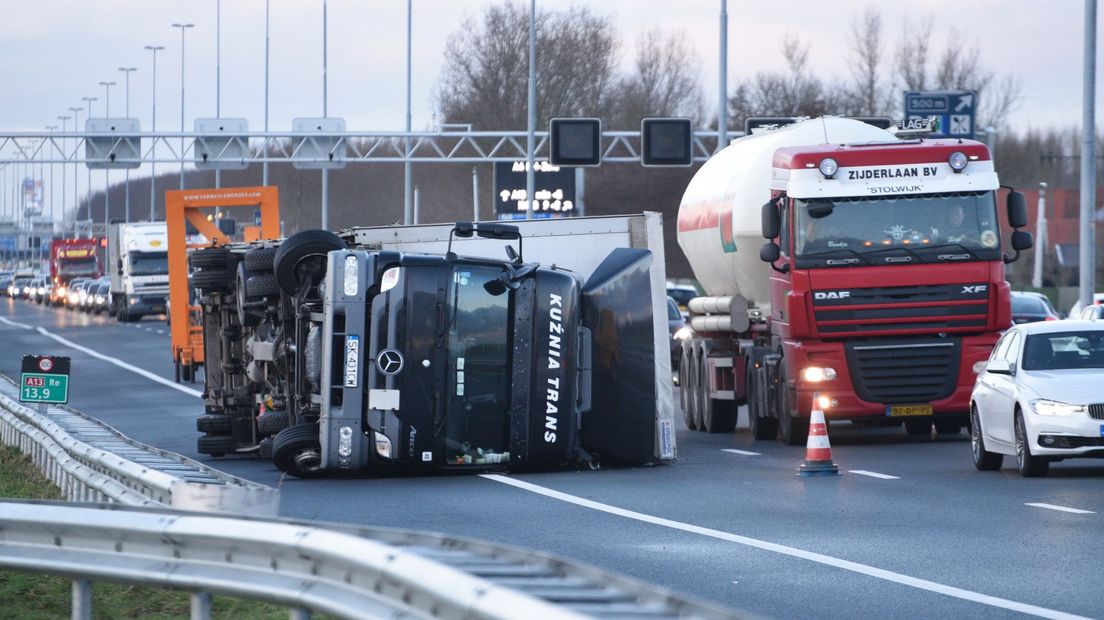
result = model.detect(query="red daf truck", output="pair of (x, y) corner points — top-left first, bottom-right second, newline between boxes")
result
(49, 238), (102, 305)
(676, 117), (1032, 444)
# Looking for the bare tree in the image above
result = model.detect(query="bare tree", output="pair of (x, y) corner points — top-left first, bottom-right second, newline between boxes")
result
(435, 3), (620, 130)
(894, 16), (933, 90)
(612, 28), (703, 129)
(846, 7), (889, 116)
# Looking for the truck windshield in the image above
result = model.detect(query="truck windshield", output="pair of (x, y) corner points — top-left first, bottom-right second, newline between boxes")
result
(794, 191), (1001, 266)
(58, 258), (98, 275)
(130, 252), (169, 275)
(443, 265), (512, 466)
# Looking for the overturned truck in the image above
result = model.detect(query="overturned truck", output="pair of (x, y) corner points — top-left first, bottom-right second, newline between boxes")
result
(193, 216), (674, 477)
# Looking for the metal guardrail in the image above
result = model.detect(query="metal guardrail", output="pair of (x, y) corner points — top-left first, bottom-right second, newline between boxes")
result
(0, 374), (278, 514)
(0, 501), (741, 620)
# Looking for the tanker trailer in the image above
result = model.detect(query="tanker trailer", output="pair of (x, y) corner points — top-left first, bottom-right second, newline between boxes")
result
(676, 117), (1033, 444)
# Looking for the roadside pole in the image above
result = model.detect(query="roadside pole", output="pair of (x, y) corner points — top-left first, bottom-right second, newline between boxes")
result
(1079, 0), (1097, 309)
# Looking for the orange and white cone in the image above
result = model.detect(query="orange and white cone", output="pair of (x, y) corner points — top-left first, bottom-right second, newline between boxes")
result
(798, 393), (840, 477)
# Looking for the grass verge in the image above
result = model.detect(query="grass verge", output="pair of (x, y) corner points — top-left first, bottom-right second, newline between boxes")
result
(0, 445), (297, 619)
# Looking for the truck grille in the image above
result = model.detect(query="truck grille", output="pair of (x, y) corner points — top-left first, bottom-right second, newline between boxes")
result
(814, 283), (989, 336)
(1089, 404), (1104, 420)
(844, 338), (960, 404)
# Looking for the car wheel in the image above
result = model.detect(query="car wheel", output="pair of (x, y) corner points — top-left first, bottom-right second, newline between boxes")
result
(272, 424), (325, 478)
(1015, 409), (1049, 477)
(273, 230), (345, 295)
(970, 405), (1003, 471)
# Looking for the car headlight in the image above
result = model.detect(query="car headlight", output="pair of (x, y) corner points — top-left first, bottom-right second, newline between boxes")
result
(802, 366), (837, 382)
(1030, 399), (1086, 416)
(673, 326), (693, 340)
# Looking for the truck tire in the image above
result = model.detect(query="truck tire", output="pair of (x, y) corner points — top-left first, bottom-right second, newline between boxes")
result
(272, 424), (325, 478)
(244, 247), (277, 273)
(197, 434), (237, 457)
(273, 230), (345, 295)
(679, 346), (696, 430)
(192, 269), (231, 292)
(746, 350), (777, 440)
(196, 414), (232, 434)
(699, 354), (737, 433)
(904, 418), (932, 436)
(190, 247), (230, 270)
(687, 346), (704, 431)
(777, 362), (808, 446)
(257, 410), (290, 436)
(246, 274), (280, 299)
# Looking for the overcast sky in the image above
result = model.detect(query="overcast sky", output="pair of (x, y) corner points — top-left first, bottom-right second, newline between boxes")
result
(0, 0), (1097, 134)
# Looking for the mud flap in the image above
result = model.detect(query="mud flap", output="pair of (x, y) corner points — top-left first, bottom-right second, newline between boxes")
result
(580, 248), (660, 465)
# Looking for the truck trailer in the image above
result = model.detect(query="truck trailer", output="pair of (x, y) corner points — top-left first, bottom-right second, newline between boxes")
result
(192, 214), (674, 477)
(108, 222), (171, 321)
(677, 117), (1032, 444)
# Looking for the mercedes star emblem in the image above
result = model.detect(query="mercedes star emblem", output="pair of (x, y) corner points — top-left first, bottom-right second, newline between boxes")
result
(376, 349), (404, 376)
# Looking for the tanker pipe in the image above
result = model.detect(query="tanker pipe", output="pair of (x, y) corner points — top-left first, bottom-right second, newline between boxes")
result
(688, 295), (751, 333)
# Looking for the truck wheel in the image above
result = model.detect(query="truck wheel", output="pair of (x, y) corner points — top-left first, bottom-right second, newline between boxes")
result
(679, 346), (696, 430)
(246, 274), (280, 299)
(244, 247), (277, 273)
(746, 352), (777, 440)
(777, 363), (808, 446)
(197, 434), (237, 457)
(192, 269), (230, 292)
(196, 414), (232, 434)
(190, 247), (230, 270)
(272, 424), (325, 478)
(699, 354), (737, 433)
(257, 410), (290, 436)
(904, 418), (932, 436)
(934, 420), (962, 436)
(273, 230), (345, 295)
(687, 347), (704, 431)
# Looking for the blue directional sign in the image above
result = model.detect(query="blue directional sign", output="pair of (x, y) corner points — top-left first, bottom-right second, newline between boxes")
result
(904, 90), (977, 139)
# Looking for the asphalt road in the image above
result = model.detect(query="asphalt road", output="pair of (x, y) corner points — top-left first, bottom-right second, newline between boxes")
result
(2, 297), (1102, 620)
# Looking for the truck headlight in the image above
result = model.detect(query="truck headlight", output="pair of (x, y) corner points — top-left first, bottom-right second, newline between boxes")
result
(338, 426), (354, 457)
(373, 431), (392, 458)
(128, 297), (138, 305)
(1030, 399), (1086, 416)
(673, 326), (693, 340)
(802, 366), (837, 382)
(57, 286), (67, 297)
(818, 157), (839, 178)
(948, 151), (968, 172)
(343, 255), (359, 296)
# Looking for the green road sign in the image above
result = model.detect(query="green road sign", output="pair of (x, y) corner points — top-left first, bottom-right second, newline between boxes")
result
(20, 373), (69, 404)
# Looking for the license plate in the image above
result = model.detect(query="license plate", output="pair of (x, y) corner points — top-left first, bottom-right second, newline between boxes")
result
(887, 404), (933, 417)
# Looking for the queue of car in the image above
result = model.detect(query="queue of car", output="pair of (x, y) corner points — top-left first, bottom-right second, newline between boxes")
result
(2, 270), (112, 314)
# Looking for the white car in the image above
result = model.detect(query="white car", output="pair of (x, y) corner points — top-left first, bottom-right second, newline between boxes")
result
(970, 320), (1104, 476)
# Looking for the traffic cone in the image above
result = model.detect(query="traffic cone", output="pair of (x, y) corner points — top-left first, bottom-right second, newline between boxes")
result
(798, 393), (840, 477)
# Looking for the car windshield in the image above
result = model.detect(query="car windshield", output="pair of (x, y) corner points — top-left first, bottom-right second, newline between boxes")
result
(59, 258), (98, 275)
(130, 252), (169, 275)
(667, 299), (681, 320)
(1012, 296), (1046, 314)
(1022, 331), (1104, 370)
(794, 191), (1001, 266)
(668, 288), (696, 306)
(442, 265), (512, 465)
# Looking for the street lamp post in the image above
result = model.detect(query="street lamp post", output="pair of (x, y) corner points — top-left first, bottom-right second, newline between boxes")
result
(263, 0), (270, 187)
(119, 67), (138, 222)
(215, 0), (222, 190)
(57, 116), (69, 232)
(172, 23), (195, 191)
(404, 0), (413, 225)
(68, 106), (83, 236)
(321, 0), (329, 229)
(45, 126), (57, 231)
(80, 97), (97, 228)
(99, 82), (116, 230)
(525, 0), (536, 221)
(146, 45), (165, 220)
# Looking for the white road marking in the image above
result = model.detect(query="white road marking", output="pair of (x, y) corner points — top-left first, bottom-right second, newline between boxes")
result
(481, 474), (1089, 620)
(848, 470), (900, 480)
(721, 448), (760, 456)
(0, 315), (202, 398)
(156, 330), (165, 335)
(1026, 503), (1095, 515)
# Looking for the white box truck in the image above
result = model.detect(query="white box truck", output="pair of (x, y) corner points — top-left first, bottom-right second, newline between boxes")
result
(108, 222), (171, 322)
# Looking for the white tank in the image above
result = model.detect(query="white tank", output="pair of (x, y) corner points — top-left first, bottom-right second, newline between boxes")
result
(676, 118), (896, 305)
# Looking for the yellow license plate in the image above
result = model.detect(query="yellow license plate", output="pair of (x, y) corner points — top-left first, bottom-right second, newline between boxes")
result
(887, 404), (933, 417)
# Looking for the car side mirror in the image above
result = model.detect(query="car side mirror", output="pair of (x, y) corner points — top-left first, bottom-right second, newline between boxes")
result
(1007, 191), (1028, 228)
(986, 359), (1012, 375)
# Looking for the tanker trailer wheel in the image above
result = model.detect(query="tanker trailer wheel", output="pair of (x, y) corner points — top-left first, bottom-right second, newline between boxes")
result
(687, 346), (704, 431)
(273, 230), (346, 296)
(746, 350), (778, 440)
(776, 361), (808, 446)
(679, 345), (696, 430)
(272, 423), (325, 478)
(699, 354), (737, 433)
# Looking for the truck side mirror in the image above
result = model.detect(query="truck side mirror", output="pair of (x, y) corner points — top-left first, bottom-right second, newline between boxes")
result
(1007, 191), (1028, 228)
(1011, 230), (1033, 251)
(761, 200), (780, 239)
(760, 242), (789, 273)
(117, 259), (123, 271)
